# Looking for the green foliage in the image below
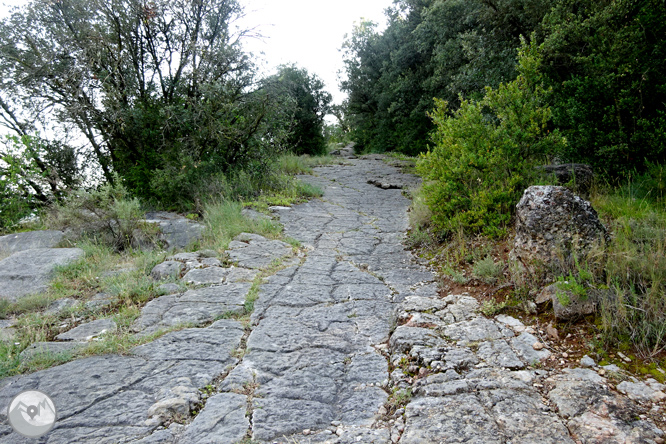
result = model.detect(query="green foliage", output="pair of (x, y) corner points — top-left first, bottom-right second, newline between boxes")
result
(592, 186), (666, 356)
(542, 0), (666, 177)
(262, 65), (332, 156)
(45, 180), (156, 252)
(0, 134), (80, 232)
(200, 200), (281, 253)
(341, 0), (553, 155)
(0, 0), (294, 209)
(417, 40), (566, 237)
(472, 256), (504, 284)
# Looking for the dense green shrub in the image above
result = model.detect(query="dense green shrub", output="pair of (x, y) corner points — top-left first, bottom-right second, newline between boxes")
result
(542, 0), (666, 177)
(0, 135), (80, 232)
(261, 65), (332, 156)
(417, 40), (565, 237)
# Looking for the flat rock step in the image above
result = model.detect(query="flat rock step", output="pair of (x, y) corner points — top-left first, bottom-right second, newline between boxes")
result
(0, 230), (64, 254)
(56, 319), (117, 342)
(0, 248), (84, 301)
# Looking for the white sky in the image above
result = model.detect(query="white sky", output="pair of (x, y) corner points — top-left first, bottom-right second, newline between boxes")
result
(0, 0), (391, 105)
(237, 0), (390, 104)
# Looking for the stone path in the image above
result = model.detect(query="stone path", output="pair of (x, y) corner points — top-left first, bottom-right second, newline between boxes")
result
(0, 156), (664, 443)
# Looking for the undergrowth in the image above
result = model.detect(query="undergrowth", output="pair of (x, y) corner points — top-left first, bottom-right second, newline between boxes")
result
(0, 153), (325, 377)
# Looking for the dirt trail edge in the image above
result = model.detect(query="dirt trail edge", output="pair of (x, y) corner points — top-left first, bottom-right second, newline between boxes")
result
(0, 155), (663, 444)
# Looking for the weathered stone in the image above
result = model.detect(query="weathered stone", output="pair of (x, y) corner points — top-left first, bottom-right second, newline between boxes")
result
(85, 292), (116, 311)
(182, 267), (228, 285)
(510, 332), (551, 364)
(0, 248), (84, 301)
(389, 326), (443, 353)
(56, 318), (117, 341)
(46, 297), (79, 314)
(225, 267), (259, 283)
(580, 355), (596, 368)
(144, 212), (204, 250)
(167, 252), (201, 262)
(19, 341), (86, 360)
(617, 380), (666, 403)
(157, 283), (182, 295)
(179, 393), (249, 444)
(547, 369), (664, 443)
(540, 284), (597, 320)
(442, 317), (513, 346)
(0, 230), (64, 254)
(150, 261), (185, 281)
(512, 186), (608, 277)
(476, 340), (524, 369)
(227, 233), (293, 269)
(132, 285), (250, 334)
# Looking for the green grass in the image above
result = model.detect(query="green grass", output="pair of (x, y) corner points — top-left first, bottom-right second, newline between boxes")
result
(276, 153), (340, 175)
(472, 256), (504, 284)
(591, 188), (666, 357)
(0, 151), (327, 378)
(201, 200), (282, 253)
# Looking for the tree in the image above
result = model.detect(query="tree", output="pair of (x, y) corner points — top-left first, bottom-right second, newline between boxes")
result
(0, 0), (285, 206)
(341, 0), (554, 155)
(541, 0), (666, 176)
(263, 65), (332, 156)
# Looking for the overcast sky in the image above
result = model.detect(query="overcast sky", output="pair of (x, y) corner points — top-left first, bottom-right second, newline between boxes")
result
(0, 0), (391, 105)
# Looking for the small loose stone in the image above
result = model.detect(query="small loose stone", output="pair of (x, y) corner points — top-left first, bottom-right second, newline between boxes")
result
(533, 342), (545, 350)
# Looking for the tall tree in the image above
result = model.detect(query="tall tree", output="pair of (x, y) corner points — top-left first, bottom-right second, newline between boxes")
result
(262, 65), (332, 156)
(0, 0), (284, 202)
(541, 0), (666, 176)
(341, 0), (554, 155)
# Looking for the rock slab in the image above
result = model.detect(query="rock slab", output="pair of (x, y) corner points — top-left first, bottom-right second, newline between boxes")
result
(0, 248), (84, 301)
(0, 230), (64, 254)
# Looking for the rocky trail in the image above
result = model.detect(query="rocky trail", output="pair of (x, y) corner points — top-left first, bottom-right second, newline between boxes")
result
(0, 154), (664, 443)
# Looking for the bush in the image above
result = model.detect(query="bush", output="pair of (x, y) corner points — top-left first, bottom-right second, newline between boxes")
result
(417, 39), (566, 237)
(46, 181), (157, 252)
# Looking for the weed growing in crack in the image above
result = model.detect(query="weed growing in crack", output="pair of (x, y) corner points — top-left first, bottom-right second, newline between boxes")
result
(385, 388), (413, 416)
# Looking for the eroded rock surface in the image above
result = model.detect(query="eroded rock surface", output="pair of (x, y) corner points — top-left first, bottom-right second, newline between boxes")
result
(0, 230), (64, 254)
(513, 186), (608, 275)
(0, 248), (84, 301)
(0, 157), (662, 444)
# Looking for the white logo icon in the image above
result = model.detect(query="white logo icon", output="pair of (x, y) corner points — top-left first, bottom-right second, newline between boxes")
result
(7, 390), (57, 438)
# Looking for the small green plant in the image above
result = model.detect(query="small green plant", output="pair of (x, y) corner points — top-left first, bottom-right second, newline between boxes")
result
(45, 179), (157, 252)
(385, 388), (413, 416)
(472, 256), (504, 284)
(480, 299), (507, 317)
(442, 267), (468, 284)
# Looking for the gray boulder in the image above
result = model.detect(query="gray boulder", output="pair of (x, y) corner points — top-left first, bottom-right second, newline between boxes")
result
(0, 230), (64, 255)
(537, 284), (597, 320)
(227, 233), (292, 269)
(56, 318), (117, 341)
(512, 186), (608, 276)
(144, 212), (204, 250)
(0, 248), (84, 301)
(150, 261), (185, 281)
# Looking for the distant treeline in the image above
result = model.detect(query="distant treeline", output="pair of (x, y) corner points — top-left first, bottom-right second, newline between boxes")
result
(341, 0), (666, 177)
